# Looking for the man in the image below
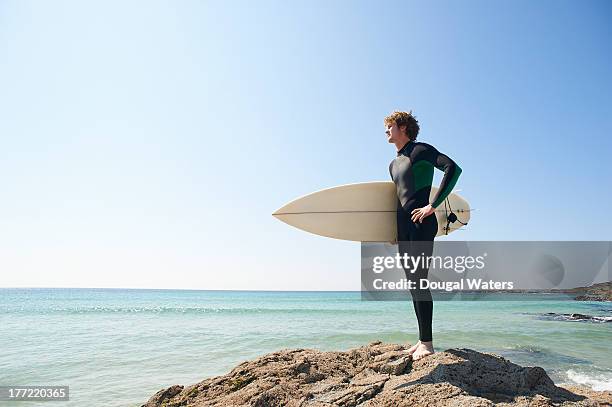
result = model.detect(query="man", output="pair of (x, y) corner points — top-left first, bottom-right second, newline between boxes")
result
(385, 110), (462, 360)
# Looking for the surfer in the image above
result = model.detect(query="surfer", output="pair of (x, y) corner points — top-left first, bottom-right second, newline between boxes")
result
(385, 110), (462, 360)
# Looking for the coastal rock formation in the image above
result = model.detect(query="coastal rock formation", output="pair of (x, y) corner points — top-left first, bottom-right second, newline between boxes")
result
(142, 342), (611, 407)
(573, 282), (612, 302)
(540, 312), (612, 323)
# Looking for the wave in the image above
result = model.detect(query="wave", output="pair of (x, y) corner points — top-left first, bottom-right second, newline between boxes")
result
(565, 369), (612, 391)
(501, 344), (547, 353)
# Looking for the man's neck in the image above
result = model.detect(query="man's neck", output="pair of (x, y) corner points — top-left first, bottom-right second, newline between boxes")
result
(395, 139), (411, 153)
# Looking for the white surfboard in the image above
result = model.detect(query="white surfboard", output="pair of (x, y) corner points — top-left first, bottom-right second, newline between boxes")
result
(272, 181), (470, 242)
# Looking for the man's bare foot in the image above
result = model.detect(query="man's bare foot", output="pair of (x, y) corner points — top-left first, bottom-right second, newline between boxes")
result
(412, 341), (435, 360)
(406, 340), (421, 355)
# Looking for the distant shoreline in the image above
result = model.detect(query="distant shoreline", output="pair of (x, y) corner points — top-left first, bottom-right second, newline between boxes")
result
(1, 280), (609, 297)
(1, 282), (610, 302)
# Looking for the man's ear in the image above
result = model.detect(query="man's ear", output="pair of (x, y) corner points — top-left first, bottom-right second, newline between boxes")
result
(399, 124), (408, 136)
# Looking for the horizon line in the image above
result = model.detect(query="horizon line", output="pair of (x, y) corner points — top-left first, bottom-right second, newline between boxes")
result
(0, 286), (361, 292)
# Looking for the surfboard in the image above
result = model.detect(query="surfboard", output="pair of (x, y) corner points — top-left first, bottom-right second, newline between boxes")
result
(272, 181), (470, 242)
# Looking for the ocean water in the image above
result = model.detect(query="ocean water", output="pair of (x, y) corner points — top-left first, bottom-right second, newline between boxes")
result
(1, 289), (611, 407)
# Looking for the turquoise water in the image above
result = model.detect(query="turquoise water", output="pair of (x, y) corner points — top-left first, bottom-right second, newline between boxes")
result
(1, 289), (611, 407)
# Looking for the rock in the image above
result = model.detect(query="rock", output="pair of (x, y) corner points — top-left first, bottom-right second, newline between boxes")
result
(141, 342), (612, 407)
(539, 312), (612, 323)
(575, 294), (611, 302)
(144, 385), (184, 405)
(572, 282), (612, 302)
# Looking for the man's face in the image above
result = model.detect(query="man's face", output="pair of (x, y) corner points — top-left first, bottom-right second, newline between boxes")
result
(385, 122), (407, 143)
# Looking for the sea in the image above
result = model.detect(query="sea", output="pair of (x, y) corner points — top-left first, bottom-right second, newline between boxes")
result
(1, 288), (611, 406)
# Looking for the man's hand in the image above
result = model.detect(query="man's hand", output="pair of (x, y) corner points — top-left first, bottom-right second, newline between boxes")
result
(411, 204), (436, 223)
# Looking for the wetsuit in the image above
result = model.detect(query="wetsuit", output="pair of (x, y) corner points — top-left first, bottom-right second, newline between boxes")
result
(389, 140), (462, 342)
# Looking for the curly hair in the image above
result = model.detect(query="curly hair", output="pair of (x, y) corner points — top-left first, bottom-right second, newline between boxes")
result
(384, 110), (420, 141)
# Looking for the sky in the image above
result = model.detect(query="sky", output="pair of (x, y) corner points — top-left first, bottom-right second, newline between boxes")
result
(0, 0), (610, 290)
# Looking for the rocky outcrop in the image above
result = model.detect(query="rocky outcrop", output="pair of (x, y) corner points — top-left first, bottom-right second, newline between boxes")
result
(541, 312), (612, 323)
(141, 342), (611, 407)
(573, 282), (612, 302)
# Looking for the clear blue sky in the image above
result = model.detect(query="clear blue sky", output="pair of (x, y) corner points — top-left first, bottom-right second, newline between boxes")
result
(1, 0), (610, 290)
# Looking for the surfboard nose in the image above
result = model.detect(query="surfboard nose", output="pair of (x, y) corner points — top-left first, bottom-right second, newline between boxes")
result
(271, 203), (291, 217)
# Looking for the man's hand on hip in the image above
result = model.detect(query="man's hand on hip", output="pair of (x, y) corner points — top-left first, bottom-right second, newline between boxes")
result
(411, 204), (435, 223)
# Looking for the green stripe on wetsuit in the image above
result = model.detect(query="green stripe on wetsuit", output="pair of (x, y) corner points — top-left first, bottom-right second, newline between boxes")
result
(389, 140), (462, 210)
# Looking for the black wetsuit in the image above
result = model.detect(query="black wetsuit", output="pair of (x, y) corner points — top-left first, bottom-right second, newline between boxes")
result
(389, 140), (462, 342)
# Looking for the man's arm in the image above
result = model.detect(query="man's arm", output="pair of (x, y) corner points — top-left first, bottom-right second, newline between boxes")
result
(429, 149), (462, 209)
